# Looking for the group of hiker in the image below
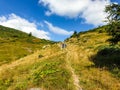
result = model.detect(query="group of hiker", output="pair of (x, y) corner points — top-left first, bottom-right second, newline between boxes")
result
(42, 42), (67, 50)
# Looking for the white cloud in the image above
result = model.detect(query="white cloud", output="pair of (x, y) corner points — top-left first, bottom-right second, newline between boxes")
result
(0, 13), (50, 40)
(44, 21), (73, 35)
(81, 0), (110, 26)
(39, 0), (111, 26)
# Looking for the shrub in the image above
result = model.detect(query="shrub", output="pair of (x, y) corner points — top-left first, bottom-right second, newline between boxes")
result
(38, 55), (44, 58)
(90, 46), (120, 67)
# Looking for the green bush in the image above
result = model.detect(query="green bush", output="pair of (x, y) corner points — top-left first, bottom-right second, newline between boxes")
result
(90, 46), (120, 67)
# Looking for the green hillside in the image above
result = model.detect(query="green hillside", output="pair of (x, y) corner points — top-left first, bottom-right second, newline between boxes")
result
(0, 25), (120, 90)
(66, 26), (120, 89)
(0, 25), (55, 65)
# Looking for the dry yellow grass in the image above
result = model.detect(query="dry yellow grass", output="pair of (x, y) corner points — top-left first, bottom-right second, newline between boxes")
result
(0, 44), (63, 73)
(0, 30), (120, 90)
(66, 32), (120, 90)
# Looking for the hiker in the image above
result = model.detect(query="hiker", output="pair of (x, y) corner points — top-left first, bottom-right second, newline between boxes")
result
(61, 43), (67, 49)
(64, 43), (67, 48)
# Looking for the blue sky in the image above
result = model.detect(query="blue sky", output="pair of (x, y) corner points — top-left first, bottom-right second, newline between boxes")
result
(0, 0), (120, 41)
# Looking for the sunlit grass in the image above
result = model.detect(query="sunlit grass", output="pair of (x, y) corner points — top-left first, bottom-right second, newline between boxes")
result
(67, 30), (120, 90)
(0, 25), (120, 90)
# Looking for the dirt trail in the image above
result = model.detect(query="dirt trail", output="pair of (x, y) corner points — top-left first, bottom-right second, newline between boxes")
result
(65, 44), (82, 90)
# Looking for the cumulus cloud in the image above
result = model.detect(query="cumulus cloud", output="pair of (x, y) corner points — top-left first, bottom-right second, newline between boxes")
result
(39, 0), (110, 26)
(81, 0), (110, 26)
(0, 13), (50, 40)
(44, 21), (73, 35)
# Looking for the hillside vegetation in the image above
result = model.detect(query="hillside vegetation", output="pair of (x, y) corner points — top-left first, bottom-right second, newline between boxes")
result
(0, 25), (54, 65)
(66, 26), (120, 90)
(0, 25), (120, 90)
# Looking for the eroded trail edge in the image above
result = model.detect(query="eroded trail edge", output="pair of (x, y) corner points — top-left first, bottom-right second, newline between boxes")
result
(65, 46), (82, 90)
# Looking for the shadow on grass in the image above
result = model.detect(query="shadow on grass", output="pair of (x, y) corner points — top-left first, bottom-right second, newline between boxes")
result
(89, 46), (120, 77)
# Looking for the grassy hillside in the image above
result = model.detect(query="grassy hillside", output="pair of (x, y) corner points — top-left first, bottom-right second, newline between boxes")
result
(0, 25), (120, 90)
(0, 44), (75, 90)
(66, 26), (120, 90)
(0, 25), (55, 65)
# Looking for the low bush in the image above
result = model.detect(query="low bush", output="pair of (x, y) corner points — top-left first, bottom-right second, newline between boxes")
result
(90, 46), (120, 67)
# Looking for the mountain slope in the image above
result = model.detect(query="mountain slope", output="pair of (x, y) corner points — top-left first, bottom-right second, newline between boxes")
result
(65, 26), (120, 90)
(0, 25), (54, 65)
(0, 25), (120, 90)
(0, 44), (76, 90)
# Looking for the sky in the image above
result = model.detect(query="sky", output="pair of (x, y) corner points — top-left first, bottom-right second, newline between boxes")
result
(0, 0), (120, 41)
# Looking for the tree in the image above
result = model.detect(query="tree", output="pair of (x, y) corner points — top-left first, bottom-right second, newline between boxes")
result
(29, 32), (32, 37)
(105, 3), (120, 22)
(105, 3), (120, 44)
(71, 31), (78, 38)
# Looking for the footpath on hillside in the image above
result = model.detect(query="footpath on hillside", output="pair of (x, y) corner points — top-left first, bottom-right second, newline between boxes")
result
(1, 43), (120, 89)
(65, 44), (82, 90)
